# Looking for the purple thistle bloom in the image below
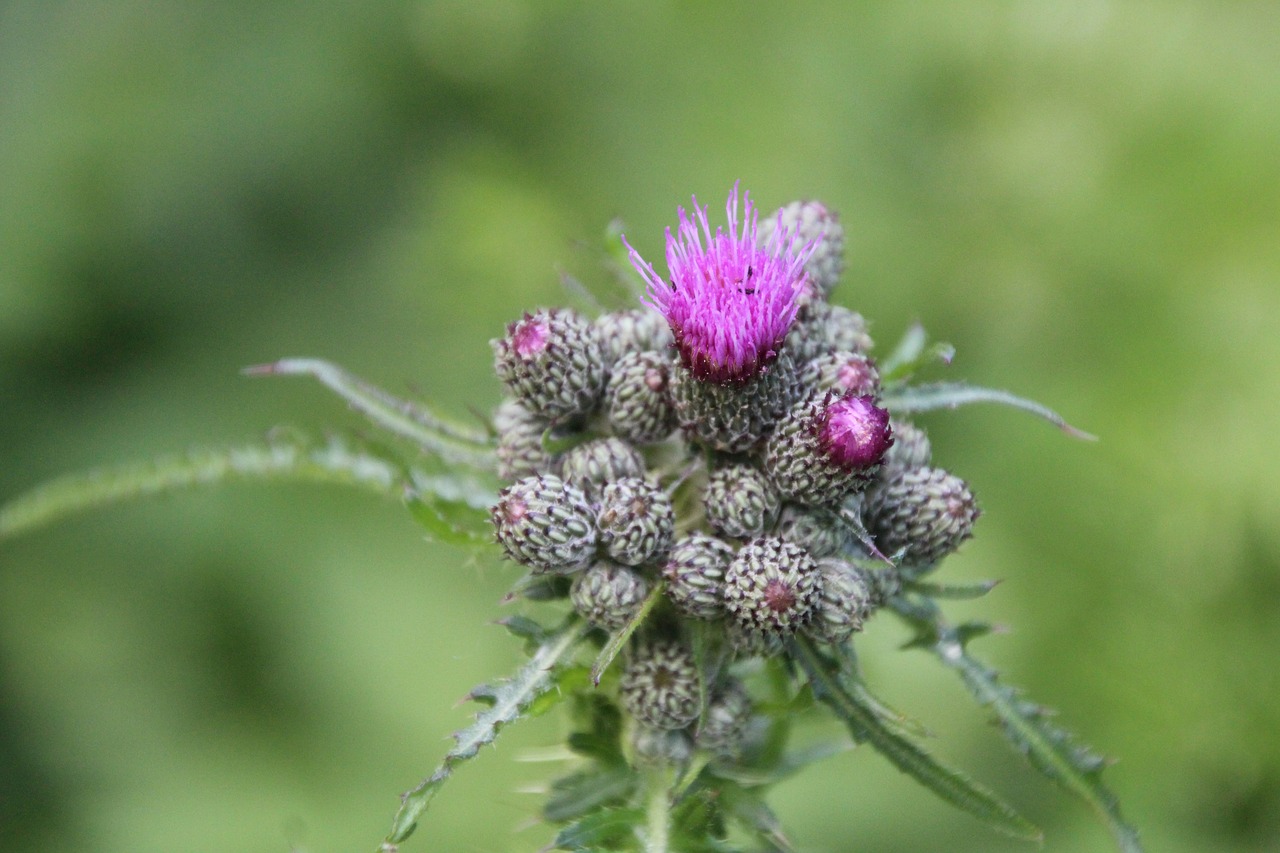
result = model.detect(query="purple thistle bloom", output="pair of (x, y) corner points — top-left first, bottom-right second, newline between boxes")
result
(625, 183), (815, 385)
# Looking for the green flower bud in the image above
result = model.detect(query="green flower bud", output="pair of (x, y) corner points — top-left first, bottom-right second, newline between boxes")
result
(559, 437), (646, 500)
(606, 351), (677, 444)
(704, 463), (780, 540)
(879, 420), (932, 476)
(807, 558), (873, 645)
(696, 678), (753, 757)
(860, 565), (902, 609)
(759, 200), (845, 300)
(570, 561), (650, 631)
(493, 398), (552, 483)
(491, 474), (595, 573)
(864, 467), (979, 566)
(774, 502), (853, 559)
(594, 308), (673, 369)
(596, 477), (674, 566)
(620, 640), (700, 730)
(493, 308), (606, 423)
(799, 350), (880, 398)
(723, 537), (819, 641)
(662, 533), (735, 620)
(785, 301), (873, 363)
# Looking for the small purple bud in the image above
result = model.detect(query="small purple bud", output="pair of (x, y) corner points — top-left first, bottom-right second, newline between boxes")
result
(816, 394), (893, 472)
(765, 392), (895, 506)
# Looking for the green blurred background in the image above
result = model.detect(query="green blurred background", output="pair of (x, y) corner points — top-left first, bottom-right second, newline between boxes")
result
(2, 2), (1278, 851)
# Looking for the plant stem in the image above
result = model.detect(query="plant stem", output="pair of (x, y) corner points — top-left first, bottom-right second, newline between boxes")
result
(643, 767), (671, 853)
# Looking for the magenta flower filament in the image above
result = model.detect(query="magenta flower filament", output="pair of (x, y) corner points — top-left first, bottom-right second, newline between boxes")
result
(625, 183), (816, 385)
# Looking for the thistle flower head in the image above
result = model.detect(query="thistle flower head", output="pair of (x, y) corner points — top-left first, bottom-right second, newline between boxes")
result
(624, 182), (815, 385)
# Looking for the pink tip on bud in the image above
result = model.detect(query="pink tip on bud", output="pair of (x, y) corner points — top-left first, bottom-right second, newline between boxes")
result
(763, 579), (798, 614)
(836, 358), (878, 396)
(816, 394), (893, 472)
(498, 494), (528, 524)
(507, 314), (551, 359)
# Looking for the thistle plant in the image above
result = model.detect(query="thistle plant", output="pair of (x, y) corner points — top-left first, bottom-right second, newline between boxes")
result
(0, 183), (1143, 852)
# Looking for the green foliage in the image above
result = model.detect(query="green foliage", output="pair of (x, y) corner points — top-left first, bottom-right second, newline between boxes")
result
(590, 582), (667, 685)
(383, 617), (587, 847)
(0, 340), (1137, 853)
(878, 322), (955, 384)
(790, 636), (1043, 842)
(880, 382), (1096, 440)
(245, 359), (497, 468)
(0, 159), (1143, 853)
(0, 434), (405, 541)
(891, 595), (1144, 853)
(4, 5), (1277, 853)
(551, 807), (646, 851)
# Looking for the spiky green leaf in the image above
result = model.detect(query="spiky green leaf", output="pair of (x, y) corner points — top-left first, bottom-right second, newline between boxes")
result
(403, 487), (492, 548)
(590, 581), (666, 685)
(551, 807), (644, 850)
(891, 597), (1143, 853)
(544, 767), (639, 823)
(790, 636), (1041, 842)
(0, 436), (405, 542)
(382, 619), (586, 846)
(879, 382), (1096, 439)
(245, 358), (497, 467)
(905, 579), (1003, 600)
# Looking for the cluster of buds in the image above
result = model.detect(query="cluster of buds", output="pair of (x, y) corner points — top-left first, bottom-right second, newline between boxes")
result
(489, 183), (980, 758)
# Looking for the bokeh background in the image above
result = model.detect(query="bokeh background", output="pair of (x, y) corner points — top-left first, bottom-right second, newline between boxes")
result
(2, 2), (1278, 851)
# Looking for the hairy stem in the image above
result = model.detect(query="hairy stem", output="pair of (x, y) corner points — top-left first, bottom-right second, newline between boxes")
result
(642, 767), (672, 853)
